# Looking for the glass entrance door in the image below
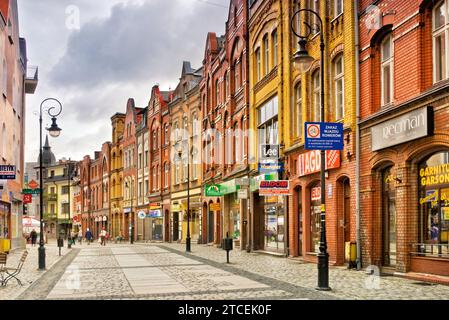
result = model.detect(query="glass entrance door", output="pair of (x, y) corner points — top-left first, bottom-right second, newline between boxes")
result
(382, 167), (396, 266)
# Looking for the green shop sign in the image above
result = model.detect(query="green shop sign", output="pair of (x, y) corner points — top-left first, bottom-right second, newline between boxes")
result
(205, 184), (225, 196)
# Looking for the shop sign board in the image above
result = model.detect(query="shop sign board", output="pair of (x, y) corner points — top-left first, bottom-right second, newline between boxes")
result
(311, 187), (321, 201)
(238, 189), (248, 199)
(259, 180), (290, 196)
(138, 211), (146, 219)
(22, 189), (42, 195)
(371, 106), (433, 151)
(209, 203), (221, 211)
(258, 162), (284, 173)
(298, 150), (341, 177)
(205, 184), (226, 197)
(260, 144), (280, 160)
(150, 202), (161, 210)
(28, 180), (39, 190)
(235, 178), (249, 186)
(148, 210), (162, 218)
(23, 194), (32, 204)
(305, 123), (344, 151)
(0, 165), (16, 180)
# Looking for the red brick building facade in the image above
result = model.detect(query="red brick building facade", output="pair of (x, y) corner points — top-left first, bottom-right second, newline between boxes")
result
(359, 0), (449, 276)
(200, 0), (250, 248)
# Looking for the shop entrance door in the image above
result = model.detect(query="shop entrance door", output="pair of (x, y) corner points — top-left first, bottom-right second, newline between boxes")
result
(208, 211), (214, 243)
(382, 167), (396, 266)
(297, 188), (302, 256)
(173, 213), (179, 242)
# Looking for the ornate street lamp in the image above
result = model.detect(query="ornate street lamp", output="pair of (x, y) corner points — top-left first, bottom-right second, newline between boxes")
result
(176, 140), (191, 253)
(291, 8), (331, 291)
(38, 98), (62, 270)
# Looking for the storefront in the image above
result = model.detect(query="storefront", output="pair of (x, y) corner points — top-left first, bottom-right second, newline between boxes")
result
(0, 201), (10, 242)
(249, 172), (287, 253)
(180, 196), (201, 243)
(416, 151), (449, 257)
(147, 208), (163, 241)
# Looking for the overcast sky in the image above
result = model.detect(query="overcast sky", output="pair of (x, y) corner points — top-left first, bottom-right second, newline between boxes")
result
(19, 0), (228, 163)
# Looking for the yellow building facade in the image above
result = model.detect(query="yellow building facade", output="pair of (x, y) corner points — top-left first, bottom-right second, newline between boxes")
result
(285, 0), (358, 265)
(110, 113), (125, 238)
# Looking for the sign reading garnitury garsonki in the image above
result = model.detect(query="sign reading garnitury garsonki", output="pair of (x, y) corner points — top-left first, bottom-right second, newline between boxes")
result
(371, 106), (434, 151)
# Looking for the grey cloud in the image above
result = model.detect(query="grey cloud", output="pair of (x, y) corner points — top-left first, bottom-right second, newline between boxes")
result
(49, 0), (226, 89)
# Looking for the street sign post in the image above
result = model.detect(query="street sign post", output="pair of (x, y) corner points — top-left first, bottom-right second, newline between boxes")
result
(305, 122), (344, 151)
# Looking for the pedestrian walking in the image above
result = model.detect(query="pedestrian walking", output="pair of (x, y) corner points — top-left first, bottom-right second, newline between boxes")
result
(100, 228), (107, 246)
(78, 229), (83, 244)
(30, 229), (38, 246)
(85, 228), (93, 245)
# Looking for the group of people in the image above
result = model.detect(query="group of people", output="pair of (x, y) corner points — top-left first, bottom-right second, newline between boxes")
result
(27, 228), (110, 246)
(78, 228), (109, 246)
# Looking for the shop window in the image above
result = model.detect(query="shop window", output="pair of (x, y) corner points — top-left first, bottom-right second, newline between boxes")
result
(310, 183), (321, 253)
(418, 151), (449, 256)
(257, 96), (279, 146)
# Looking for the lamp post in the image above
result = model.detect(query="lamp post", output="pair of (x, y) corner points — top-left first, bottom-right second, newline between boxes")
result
(177, 143), (191, 253)
(66, 158), (72, 249)
(291, 9), (330, 291)
(125, 181), (134, 244)
(38, 98), (62, 270)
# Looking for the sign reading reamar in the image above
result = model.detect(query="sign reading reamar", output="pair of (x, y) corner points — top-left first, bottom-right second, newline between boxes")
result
(420, 164), (449, 186)
(371, 106), (433, 151)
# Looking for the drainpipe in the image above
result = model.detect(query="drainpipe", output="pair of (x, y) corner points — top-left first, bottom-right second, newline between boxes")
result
(354, 0), (362, 271)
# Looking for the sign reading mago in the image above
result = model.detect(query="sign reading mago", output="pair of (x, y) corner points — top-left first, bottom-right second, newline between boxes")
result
(305, 122), (344, 151)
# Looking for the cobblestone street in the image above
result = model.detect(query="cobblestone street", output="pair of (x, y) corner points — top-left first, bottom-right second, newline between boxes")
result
(2, 242), (449, 300)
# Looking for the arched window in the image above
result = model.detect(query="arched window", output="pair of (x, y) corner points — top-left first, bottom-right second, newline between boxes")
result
(433, 0), (449, 82)
(234, 60), (240, 91)
(312, 70), (321, 122)
(263, 34), (269, 75)
(381, 34), (393, 106)
(272, 29), (278, 67)
(164, 162), (169, 188)
(334, 0), (343, 17)
(295, 83), (303, 137)
(255, 48), (261, 82)
(215, 79), (220, 106)
(223, 72), (228, 99)
(334, 55), (344, 120)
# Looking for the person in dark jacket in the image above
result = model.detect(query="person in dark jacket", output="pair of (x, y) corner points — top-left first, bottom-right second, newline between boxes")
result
(85, 228), (93, 245)
(30, 229), (38, 246)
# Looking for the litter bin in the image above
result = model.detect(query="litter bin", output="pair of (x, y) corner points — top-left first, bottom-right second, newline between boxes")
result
(345, 241), (357, 269)
(0, 239), (11, 253)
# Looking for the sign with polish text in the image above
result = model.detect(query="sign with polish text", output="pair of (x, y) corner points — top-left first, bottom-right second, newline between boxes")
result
(259, 180), (291, 196)
(298, 150), (341, 177)
(0, 165), (16, 180)
(305, 123), (344, 150)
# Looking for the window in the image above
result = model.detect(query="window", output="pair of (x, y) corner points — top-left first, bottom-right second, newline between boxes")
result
(312, 70), (321, 122)
(263, 34), (269, 75)
(242, 118), (247, 159)
(381, 35), (394, 106)
(144, 179), (148, 196)
(138, 152), (142, 169)
(234, 60), (240, 91)
(175, 164), (180, 184)
(295, 83), (303, 137)
(433, 1), (449, 82)
(255, 48), (261, 81)
(335, 0), (343, 17)
(312, 0), (321, 35)
(258, 96), (279, 146)
(164, 125), (169, 145)
(233, 123), (238, 164)
(164, 163), (169, 188)
(272, 29), (278, 67)
(215, 79), (220, 106)
(334, 55), (344, 120)
(153, 130), (157, 150)
(62, 186), (69, 195)
(50, 187), (55, 194)
(139, 181), (142, 197)
(224, 72), (228, 99)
